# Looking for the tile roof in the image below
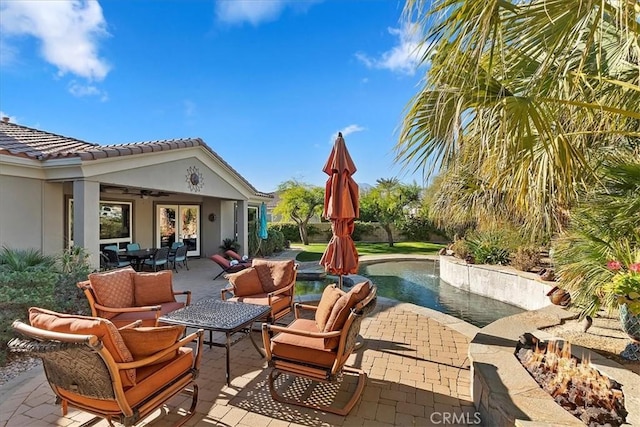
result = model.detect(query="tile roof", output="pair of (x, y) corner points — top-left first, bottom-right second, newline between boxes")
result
(0, 121), (271, 197)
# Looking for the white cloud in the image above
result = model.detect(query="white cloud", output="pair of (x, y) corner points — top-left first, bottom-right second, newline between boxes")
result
(356, 21), (427, 76)
(331, 124), (365, 143)
(68, 81), (108, 101)
(215, 0), (320, 26)
(0, 0), (110, 81)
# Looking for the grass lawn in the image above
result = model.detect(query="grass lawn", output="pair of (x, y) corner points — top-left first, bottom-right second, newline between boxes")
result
(293, 241), (445, 262)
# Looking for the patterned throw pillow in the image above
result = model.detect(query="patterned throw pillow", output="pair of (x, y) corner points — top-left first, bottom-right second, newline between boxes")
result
(88, 267), (136, 315)
(227, 267), (263, 297)
(133, 270), (175, 306)
(252, 259), (295, 293)
(28, 307), (136, 387)
(120, 325), (185, 365)
(315, 284), (345, 331)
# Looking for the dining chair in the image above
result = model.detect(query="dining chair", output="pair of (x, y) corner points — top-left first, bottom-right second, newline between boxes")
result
(169, 244), (189, 272)
(102, 249), (132, 270)
(143, 247), (169, 272)
(127, 243), (141, 251)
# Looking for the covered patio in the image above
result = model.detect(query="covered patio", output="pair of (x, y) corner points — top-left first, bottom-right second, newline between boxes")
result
(0, 254), (476, 426)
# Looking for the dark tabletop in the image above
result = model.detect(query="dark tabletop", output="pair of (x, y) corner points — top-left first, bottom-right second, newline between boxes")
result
(124, 249), (156, 258)
(159, 298), (271, 332)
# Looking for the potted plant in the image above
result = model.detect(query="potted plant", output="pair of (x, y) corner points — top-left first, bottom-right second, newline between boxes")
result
(602, 250), (640, 360)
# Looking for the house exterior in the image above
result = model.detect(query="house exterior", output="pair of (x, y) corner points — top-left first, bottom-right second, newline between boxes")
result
(0, 118), (271, 268)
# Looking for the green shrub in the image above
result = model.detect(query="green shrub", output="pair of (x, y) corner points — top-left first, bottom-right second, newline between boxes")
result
(352, 221), (378, 241)
(397, 217), (449, 241)
(219, 238), (240, 253)
(0, 246), (94, 366)
(466, 230), (511, 265)
(450, 239), (470, 259)
(511, 246), (542, 272)
(269, 223), (300, 243)
(0, 247), (59, 366)
(54, 247), (92, 315)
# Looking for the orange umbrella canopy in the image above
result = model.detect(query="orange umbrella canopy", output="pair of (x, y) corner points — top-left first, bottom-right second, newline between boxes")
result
(320, 132), (359, 277)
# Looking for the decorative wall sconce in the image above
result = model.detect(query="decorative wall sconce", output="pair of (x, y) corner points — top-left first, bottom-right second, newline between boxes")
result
(208, 213), (216, 222)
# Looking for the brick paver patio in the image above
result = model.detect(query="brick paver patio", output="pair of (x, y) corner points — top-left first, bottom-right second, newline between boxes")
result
(0, 254), (479, 426)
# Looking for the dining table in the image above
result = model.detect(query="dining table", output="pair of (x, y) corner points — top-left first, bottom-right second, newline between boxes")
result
(123, 248), (156, 271)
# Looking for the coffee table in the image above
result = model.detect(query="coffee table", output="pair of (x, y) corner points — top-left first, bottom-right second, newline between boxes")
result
(159, 298), (271, 386)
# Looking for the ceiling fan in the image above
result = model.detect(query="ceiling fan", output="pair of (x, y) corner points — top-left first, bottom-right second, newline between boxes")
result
(101, 185), (171, 198)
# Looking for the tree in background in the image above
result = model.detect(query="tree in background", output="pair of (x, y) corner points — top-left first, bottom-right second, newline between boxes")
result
(396, 0), (640, 241)
(272, 180), (324, 245)
(360, 178), (421, 246)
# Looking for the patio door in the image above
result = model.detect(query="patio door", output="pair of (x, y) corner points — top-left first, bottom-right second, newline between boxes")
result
(157, 204), (200, 257)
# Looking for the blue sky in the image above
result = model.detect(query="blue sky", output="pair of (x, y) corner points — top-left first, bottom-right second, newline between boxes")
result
(0, 0), (429, 193)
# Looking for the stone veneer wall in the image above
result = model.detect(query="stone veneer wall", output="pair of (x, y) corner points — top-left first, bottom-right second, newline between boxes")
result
(439, 255), (555, 310)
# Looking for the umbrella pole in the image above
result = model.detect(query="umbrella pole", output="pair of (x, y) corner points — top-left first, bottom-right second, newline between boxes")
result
(338, 275), (343, 290)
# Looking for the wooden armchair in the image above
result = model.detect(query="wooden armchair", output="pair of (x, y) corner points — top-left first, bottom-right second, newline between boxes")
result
(261, 281), (377, 415)
(9, 307), (204, 427)
(78, 267), (191, 328)
(221, 259), (298, 324)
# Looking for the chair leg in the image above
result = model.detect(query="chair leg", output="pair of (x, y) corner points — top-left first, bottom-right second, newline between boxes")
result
(173, 384), (198, 427)
(267, 367), (366, 416)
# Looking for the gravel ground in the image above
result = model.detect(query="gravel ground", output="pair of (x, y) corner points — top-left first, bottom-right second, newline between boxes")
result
(542, 310), (640, 375)
(0, 353), (40, 386)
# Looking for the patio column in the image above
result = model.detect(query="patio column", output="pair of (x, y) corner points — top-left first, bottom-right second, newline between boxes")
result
(236, 200), (248, 258)
(73, 179), (100, 269)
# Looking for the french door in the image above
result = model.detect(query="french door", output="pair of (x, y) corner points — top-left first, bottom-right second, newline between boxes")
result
(157, 204), (200, 257)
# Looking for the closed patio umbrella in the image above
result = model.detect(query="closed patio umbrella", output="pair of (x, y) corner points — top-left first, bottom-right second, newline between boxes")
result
(259, 202), (268, 240)
(319, 132), (359, 289)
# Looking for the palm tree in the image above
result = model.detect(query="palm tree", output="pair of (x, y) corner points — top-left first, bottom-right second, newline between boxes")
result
(396, 0), (640, 238)
(554, 159), (640, 317)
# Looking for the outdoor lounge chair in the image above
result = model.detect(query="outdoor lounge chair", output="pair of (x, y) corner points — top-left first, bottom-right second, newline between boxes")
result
(210, 254), (250, 279)
(224, 249), (251, 263)
(9, 307), (204, 427)
(261, 280), (377, 415)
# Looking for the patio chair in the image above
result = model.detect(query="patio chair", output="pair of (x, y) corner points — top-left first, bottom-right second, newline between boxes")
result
(261, 280), (376, 415)
(169, 244), (189, 272)
(127, 243), (141, 251)
(78, 267), (191, 328)
(102, 248), (132, 270)
(222, 259), (298, 324)
(9, 307), (204, 427)
(143, 247), (169, 271)
(210, 254), (249, 279)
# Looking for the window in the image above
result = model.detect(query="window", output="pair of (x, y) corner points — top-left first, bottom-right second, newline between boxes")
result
(68, 200), (133, 249)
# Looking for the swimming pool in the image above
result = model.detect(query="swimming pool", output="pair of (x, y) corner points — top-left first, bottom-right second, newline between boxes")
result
(296, 259), (524, 328)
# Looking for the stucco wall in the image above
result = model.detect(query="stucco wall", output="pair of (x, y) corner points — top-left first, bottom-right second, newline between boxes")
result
(0, 176), (64, 255)
(439, 255), (554, 310)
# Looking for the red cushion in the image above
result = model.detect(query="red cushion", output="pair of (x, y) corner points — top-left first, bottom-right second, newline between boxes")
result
(315, 284), (344, 331)
(120, 325), (185, 364)
(324, 281), (372, 349)
(133, 270), (175, 305)
(251, 259), (295, 292)
(228, 294), (291, 316)
(88, 267), (136, 317)
(226, 267), (264, 296)
(111, 301), (185, 328)
(271, 319), (336, 368)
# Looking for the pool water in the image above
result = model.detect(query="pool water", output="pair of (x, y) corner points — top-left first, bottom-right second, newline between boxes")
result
(296, 260), (524, 328)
